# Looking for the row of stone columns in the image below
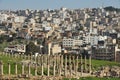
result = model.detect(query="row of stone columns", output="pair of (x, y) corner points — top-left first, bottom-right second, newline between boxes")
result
(0, 61), (37, 76)
(0, 54), (92, 77)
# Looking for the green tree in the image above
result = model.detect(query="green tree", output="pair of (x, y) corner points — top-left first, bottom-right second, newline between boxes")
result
(0, 35), (6, 43)
(104, 6), (120, 12)
(25, 42), (39, 55)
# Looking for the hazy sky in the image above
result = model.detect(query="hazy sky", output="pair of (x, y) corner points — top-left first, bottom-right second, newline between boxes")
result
(0, 0), (120, 10)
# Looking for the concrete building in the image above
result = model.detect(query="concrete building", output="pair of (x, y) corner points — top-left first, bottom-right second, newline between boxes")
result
(48, 42), (61, 55)
(63, 38), (74, 48)
(63, 38), (83, 48)
(14, 16), (26, 23)
(0, 14), (9, 21)
(90, 36), (98, 46)
(93, 44), (115, 61)
(52, 44), (61, 55)
(4, 44), (26, 53)
(73, 39), (83, 46)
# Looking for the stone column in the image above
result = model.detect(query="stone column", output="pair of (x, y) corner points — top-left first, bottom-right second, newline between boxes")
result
(65, 55), (67, 77)
(28, 63), (31, 75)
(22, 63), (24, 74)
(61, 55), (63, 69)
(53, 56), (56, 76)
(56, 55), (58, 75)
(15, 63), (17, 75)
(58, 55), (61, 76)
(47, 55), (50, 76)
(72, 56), (75, 73)
(8, 63), (11, 75)
(39, 55), (41, 64)
(0, 61), (3, 75)
(69, 55), (72, 76)
(45, 55), (47, 64)
(35, 56), (37, 63)
(41, 55), (44, 76)
(89, 55), (92, 74)
(80, 55), (83, 76)
(84, 55), (87, 72)
(35, 64), (37, 76)
(76, 55), (78, 76)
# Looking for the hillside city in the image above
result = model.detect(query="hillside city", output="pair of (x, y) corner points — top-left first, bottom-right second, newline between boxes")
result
(0, 6), (120, 79)
(0, 6), (120, 62)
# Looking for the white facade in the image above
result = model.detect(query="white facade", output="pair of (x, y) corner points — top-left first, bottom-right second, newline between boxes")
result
(63, 38), (74, 47)
(14, 16), (26, 23)
(4, 44), (26, 53)
(73, 40), (83, 46)
(83, 34), (98, 46)
(63, 38), (83, 47)
(98, 36), (106, 41)
(83, 35), (90, 44)
(53, 18), (60, 24)
(0, 14), (9, 21)
(90, 36), (98, 46)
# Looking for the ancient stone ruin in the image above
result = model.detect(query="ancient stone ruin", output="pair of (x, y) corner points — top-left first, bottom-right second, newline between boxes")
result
(95, 66), (120, 78)
(0, 52), (92, 79)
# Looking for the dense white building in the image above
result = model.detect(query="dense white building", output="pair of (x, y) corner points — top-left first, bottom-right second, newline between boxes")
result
(14, 16), (26, 23)
(90, 36), (98, 46)
(63, 38), (83, 47)
(0, 14), (9, 21)
(83, 34), (98, 46)
(4, 44), (26, 53)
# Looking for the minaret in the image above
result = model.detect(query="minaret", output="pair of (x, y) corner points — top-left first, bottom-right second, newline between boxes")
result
(90, 21), (93, 34)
